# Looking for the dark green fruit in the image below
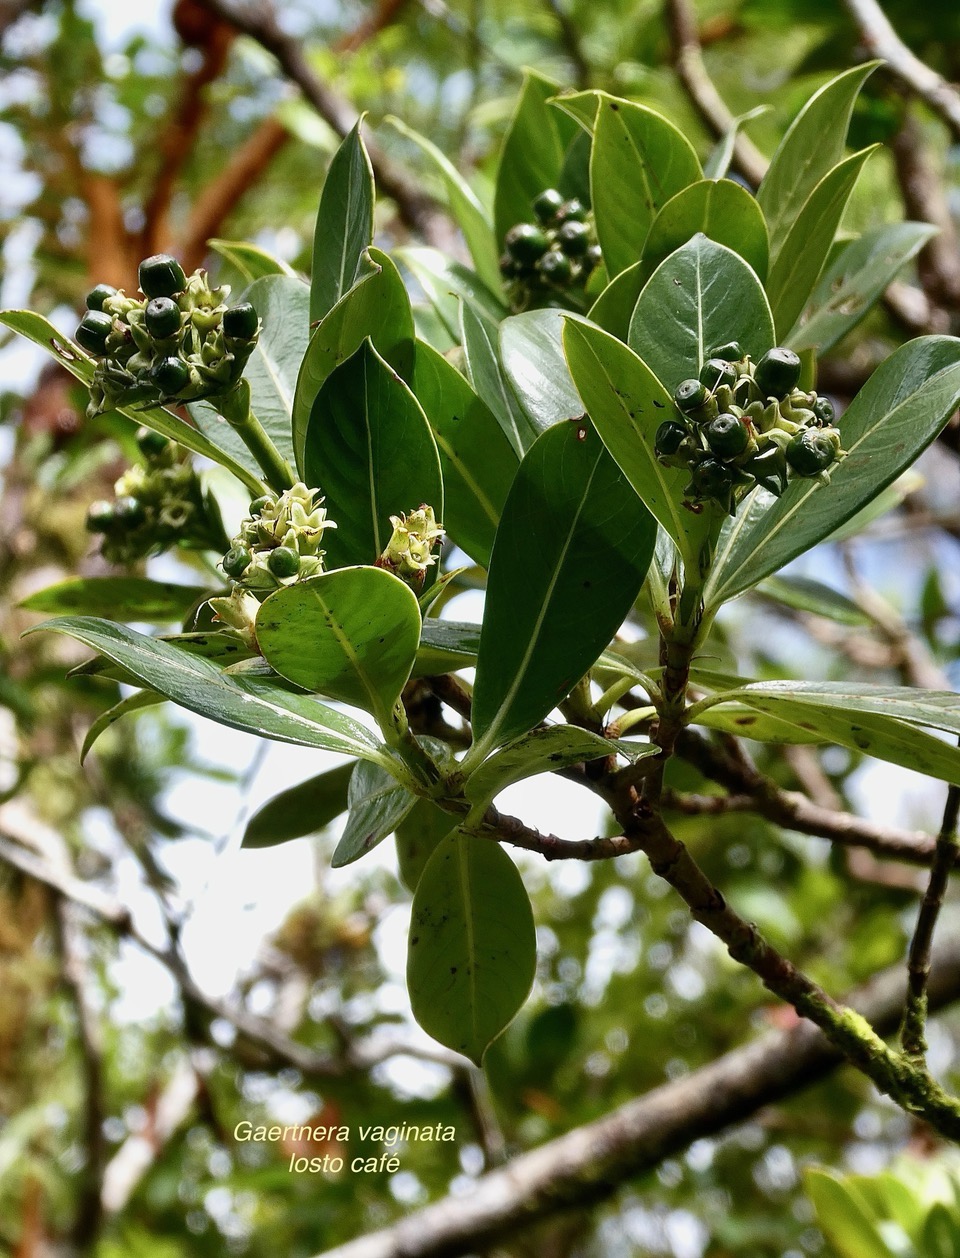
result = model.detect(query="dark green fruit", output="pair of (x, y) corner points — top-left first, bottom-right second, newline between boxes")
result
(138, 253), (187, 298)
(689, 457), (734, 499)
(223, 302), (259, 340)
(675, 379), (710, 414)
(754, 347), (801, 399)
(557, 221), (590, 257)
(538, 250), (572, 284)
(705, 412), (749, 459)
(136, 426), (170, 458)
(707, 341), (743, 362)
(505, 223), (549, 265)
(700, 358), (738, 392)
(267, 546), (301, 578)
(222, 544), (252, 579)
(85, 283), (117, 312)
(812, 395), (835, 424)
(249, 494), (274, 516)
(556, 198), (587, 223)
(499, 252), (521, 278)
(584, 244), (603, 272)
(144, 297), (182, 340)
(113, 495), (147, 526)
(86, 500), (116, 532)
(533, 188), (565, 224)
(786, 429), (839, 476)
(150, 356), (190, 395)
(655, 420), (689, 457)
(746, 446), (788, 497)
(75, 310), (113, 354)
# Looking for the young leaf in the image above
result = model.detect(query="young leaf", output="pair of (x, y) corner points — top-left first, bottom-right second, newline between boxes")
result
(413, 619), (481, 676)
(243, 761), (355, 848)
(460, 301), (540, 457)
(292, 249), (415, 470)
(702, 105), (769, 180)
(493, 71), (575, 246)
(28, 618), (391, 763)
(758, 62), (879, 258)
(332, 760), (418, 867)
(21, 577), (212, 623)
(396, 799), (456, 892)
(81, 690), (165, 763)
(310, 119), (375, 324)
(470, 422), (656, 760)
(207, 239), (297, 282)
(255, 566), (422, 729)
(803, 1168), (899, 1258)
(628, 234), (775, 394)
(589, 94), (702, 279)
(396, 247), (508, 338)
(757, 575), (871, 627)
(499, 308), (584, 430)
(705, 336), (960, 607)
(787, 222), (938, 354)
(407, 832), (536, 1065)
(588, 262), (647, 340)
(410, 341), (518, 567)
(640, 179), (770, 283)
(302, 340), (443, 569)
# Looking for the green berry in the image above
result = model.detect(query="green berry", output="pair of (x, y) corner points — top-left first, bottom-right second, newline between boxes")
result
(86, 283), (118, 312)
(533, 188), (565, 224)
(113, 495), (147, 526)
(707, 341), (743, 363)
(690, 457), (734, 499)
(223, 302), (259, 340)
(75, 310), (113, 355)
(144, 297), (182, 340)
(786, 429), (839, 476)
(754, 347), (801, 399)
(138, 253), (187, 299)
(556, 198), (587, 224)
(150, 356), (190, 395)
(557, 220), (590, 257)
(267, 546), (301, 578)
(812, 395), (835, 424)
(705, 412), (749, 459)
(222, 544), (252, 579)
(86, 499), (116, 532)
(700, 358), (738, 392)
(505, 223), (549, 265)
(538, 250), (572, 284)
(135, 426), (170, 459)
(675, 379), (710, 414)
(249, 494), (274, 516)
(584, 244), (603, 272)
(499, 253), (522, 279)
(655, 420), (689, 457)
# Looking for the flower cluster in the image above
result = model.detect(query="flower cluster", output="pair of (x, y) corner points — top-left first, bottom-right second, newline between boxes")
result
(375, 505), (444, 587)
(654, 343), (846, 515)
(86, 428), (226, 563)
(75, 254), (260, 419)
(219, 483), (336, 594)
(499, 189), (602, 310)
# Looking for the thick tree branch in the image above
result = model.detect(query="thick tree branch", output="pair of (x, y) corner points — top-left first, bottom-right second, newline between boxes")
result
(890, 111), (960, 310)
(317, 934), (960, 1258)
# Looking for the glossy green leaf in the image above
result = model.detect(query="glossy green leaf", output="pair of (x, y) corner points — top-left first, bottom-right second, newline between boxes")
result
(332, 759), (417, 867)
(0, 310), (263, 494)
(804, 1168), (896, 1258)
(395, 799), (456, 892)
(628, 235), (775, 394)
(470, 422), (656, 760)
(757, 575), (871, 626)
(413, 619), (481, 677)
(693, 703), (825, 745)
(921, 1204), (960, 1258)
(302, 340), (443, 569)
(590, 94), (702, 279)
(292, 249), (415, 470)
(460, 301), (539, 457)
(310, 119), (375, 324)
(787, 222), (938, 354)
(705, 336), (960, 607)
(500, 308), (584, 431)
(21, 577), (211, 623)
(549, 89), (601, 134)
(641, 179), (769, 283)
(766, 147), (877, 339)
(587, 261), (646, 340)
(493, 71), (574, 245)
(408, 832), (536, 1064)
(81, 689), (165, 763)
(410, 341), (517, 567)
(256, 566), (421, 729)
(396, 247), (508, 339)
(562, 319), (714, 568)
(758, 62), (879, 258)
(69, 630), (255, 684)
(28, 618), (391, 763)
(208, 239), (297, 282)
(702, 106), (768, 179)
(243, 761), (354, 848)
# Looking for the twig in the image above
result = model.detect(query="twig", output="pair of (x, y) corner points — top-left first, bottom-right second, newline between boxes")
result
(890, 110), (960, 310)
(542, 0), (590, 87)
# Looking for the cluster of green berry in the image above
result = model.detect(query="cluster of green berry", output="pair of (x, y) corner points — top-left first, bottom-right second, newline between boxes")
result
(654, 344), (845, 515)
(220, 483), (336, 593)
(86, 427), (227, 563)
(75, 254), (260, 419)
(499, 189), (602, 309)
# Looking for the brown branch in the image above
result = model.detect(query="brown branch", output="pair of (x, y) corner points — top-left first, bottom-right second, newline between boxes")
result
(316, 933), (960, 1258)
(890, 111), (960, 310)
(332, 0), (411, 53)
(542, 0), (590, 88)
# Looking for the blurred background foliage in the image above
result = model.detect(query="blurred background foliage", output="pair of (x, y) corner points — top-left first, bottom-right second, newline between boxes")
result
(2, 1), (960, 1255)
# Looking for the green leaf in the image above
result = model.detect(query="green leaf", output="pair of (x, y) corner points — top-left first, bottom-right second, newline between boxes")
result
(388, 117), (502, 294)
(470, 422), (656, 759)
(20, 577), (211, 622)
(562, 319), (714, 568)
(693, 703), (826, 745)
(499, 308), (584, 431)
(310, 119), (375, 324)
(396, 799), (455, 892)
(628, 234), (775, 394)
(255, 566), (422, 729)
(641, 179), (769, 283)
(705, 336), (960, 606)
(758, 62), (879, 258)
(493, 71), (575, 245)
(69, 630), (255, 684)
(766, 147), (877, 339)
(413, 619), (481, 677)
(589, 94), (702, 279)
(460, 301), (539, 457)
(757, 574), (871, 626)
(208, 239), (297, 282)
(921, 1204), (960, 1258)
(332, 760), (417, 867)
(302, 340), (443, 569)
(408, 832), (536, 1064)
(396, 247), (508, 339)
(410, 341), (517, 567)
(81, 689), (165, 763)
(702, 105), (768, 180)
(787, 222), (938, 354)
(0, 311), (263, 494)
(587, 262), (647, 340)
(28, 618), (390, 763)
(243, 761), (355, 848)
(803, 1168), (896, 1258)
(549, 89), (601, 134)
(292, 249), (415, 470)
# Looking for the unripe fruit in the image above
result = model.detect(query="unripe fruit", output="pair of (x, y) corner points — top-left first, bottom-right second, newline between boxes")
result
(690, 457), (734, 498)
(150, 356), (190, 395)
(222, 544), (252, 578)
(75, 310), (113, 354)
(144, 296), (182, 340)
(533, 188), (565, 224)
(557, 220), (590, 257)
(223, 302), (259, 340)
(707, 341), (743, 362)
(705, 412), (749, 458)
(538, 250), (572, 284)
(584, 244), (603, 272)
(700, 357), (738, 392)
(754, 347), (801, 398)
(249, 494), (274, 516)
(655, 420), (689, 457)
(138, 253), (187, 298)
(113, 495), (147, 526)
(136, 426), (170, 459)
(505, 223), (549, 265)
(267, 546), (301, 578)
(86, 283), (118, 312)
(786, 429), (840, 476)
(675, 379), (709, 413)
(86, 499), (116, 532)
(556, 198), (587, 223)
(812, 395), (835, 424)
